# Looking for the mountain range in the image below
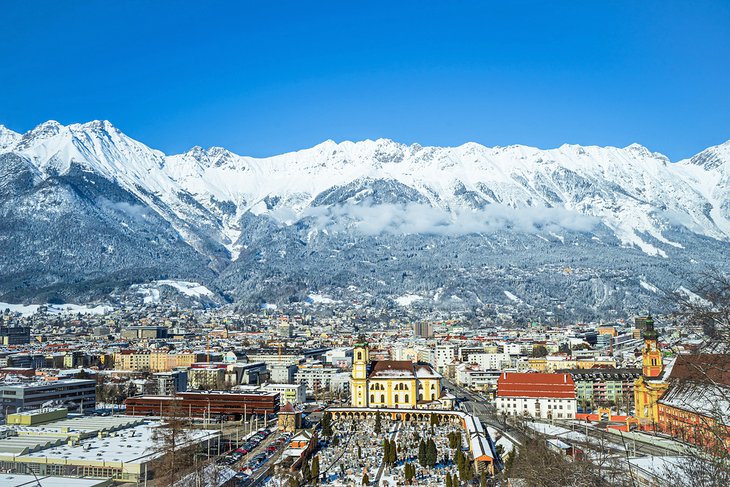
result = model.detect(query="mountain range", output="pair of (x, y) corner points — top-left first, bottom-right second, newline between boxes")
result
(1, 120), (729, 319)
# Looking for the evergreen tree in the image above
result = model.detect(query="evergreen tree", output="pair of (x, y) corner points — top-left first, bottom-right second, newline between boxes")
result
(311, 455), (320, 485)
(418, 440), (427, 466)
(358, 444), (362, 459)
(480, 468), (488, 487)
(302, 459), (311, 483)
(426, 438), (437, 467)
(456, 449), (465, 479)
(503, 451), (514, 475)
(321, 411), (333, 438)
(362, 471), (369, 485)
(460, 458), (473, 482)
(374, 411), (382, 434)
(446, 471), (453, 487)
(452, 473), (459, 486)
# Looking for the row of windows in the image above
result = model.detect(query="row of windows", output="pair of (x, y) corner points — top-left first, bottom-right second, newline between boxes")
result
(370, 394), (411, 403)
(369, 382), (437, 391)
(499, 400), (572, 410)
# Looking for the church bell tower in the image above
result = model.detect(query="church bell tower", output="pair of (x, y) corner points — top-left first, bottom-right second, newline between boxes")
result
(641, 315), (663, 378)
(351, 339), (369, 407)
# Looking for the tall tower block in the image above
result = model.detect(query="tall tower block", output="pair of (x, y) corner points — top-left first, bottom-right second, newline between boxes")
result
(641, 316), (663, 378)
(351, 340), (369, 407)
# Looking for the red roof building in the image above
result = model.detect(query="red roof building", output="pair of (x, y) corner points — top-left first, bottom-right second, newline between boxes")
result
(657, 354), (730, 451)
(496, 372), (577, 420)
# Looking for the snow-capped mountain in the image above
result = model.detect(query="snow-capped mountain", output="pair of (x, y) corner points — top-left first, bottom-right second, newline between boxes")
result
(1, 120), (729, 317)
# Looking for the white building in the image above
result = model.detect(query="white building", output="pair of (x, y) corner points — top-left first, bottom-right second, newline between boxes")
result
(324, 348), (353, 369)
(466, 352), (511, 371)
(433, 345), (456, 373)
(262, 383), (306, 405)
(294, 362), (341, 391)
(455, 365), (502, 393)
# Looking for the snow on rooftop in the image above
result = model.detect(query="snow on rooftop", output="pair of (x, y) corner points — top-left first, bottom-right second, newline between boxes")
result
(0, 474), (109, 487)
(20, 421), (218, 465)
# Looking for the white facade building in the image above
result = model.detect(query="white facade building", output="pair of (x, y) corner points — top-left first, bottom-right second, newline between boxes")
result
(496, 372), (577, 420)
(466, 352), (511, 371)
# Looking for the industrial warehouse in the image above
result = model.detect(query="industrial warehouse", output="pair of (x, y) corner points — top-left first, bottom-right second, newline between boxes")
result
(0, 408), (218, 483)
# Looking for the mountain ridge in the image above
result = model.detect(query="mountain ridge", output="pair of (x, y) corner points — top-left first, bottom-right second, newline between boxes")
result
(1, 120), (729, 318)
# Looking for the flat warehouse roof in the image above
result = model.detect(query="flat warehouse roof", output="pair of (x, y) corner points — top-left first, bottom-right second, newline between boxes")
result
(0, 474), (110, 487)
(19, 422), (218, 465)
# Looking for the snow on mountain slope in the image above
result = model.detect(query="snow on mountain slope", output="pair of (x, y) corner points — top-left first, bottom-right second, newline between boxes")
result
(0, 125), (20, 150)
(3, 121), (232, 262)
(674, 140), (730, 237)
(2, 120), (730, 260)
(162, 136), (730, 257)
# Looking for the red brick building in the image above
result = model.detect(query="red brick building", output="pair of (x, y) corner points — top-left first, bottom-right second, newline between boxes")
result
(125, 390), (279, 419)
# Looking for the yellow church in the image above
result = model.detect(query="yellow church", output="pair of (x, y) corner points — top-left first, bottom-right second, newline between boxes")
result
(351, 341), (450, 409)
(634, 316), (669, 428)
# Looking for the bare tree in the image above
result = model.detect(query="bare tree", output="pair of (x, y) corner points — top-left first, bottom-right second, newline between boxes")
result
(670, 269), (730, 351)
(658, 271), (730, 487)
(151, 399), (197, 486)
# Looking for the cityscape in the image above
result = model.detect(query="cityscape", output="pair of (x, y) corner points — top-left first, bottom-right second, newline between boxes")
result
(0, 301), (727, 486)
(1, 2), (729, 486)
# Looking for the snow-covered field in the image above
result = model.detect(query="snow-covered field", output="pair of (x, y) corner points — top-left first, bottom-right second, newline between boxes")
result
(131, 280), (214, 303)
(0, 302), (113, 317)
(307, 293), (339, 304)
(395, 294), (423, 306)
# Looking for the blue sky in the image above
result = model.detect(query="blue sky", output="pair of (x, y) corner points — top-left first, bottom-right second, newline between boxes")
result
(1, 1), (729, 160)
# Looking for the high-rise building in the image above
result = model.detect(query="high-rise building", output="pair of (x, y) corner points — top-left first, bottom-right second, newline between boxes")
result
(0, 326), (30, 345)
(153, 369), (188, 395)
(413, 322), (433, 338)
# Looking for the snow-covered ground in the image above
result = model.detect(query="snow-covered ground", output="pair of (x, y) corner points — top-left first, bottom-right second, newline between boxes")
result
(487, 426), (516, 456)
(131, 280), (214, 303)
(395, 294), (423, 306)
(307, 293), (339, 304)
(0, 302), (113, 317)
(155, 279), (214, 297)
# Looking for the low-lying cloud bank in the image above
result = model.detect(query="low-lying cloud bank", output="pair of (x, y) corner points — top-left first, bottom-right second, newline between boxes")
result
(273, 201), (599, 236)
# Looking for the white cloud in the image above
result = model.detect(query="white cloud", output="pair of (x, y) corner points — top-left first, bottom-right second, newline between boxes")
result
(288, 200), (599, 236)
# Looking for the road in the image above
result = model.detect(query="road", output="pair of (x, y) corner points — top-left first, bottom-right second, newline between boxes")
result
(444, 378), (679, 458)
(237, 430), (288, 487)
(443, 379), (526, 446)
(552, 419), (681, 457)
